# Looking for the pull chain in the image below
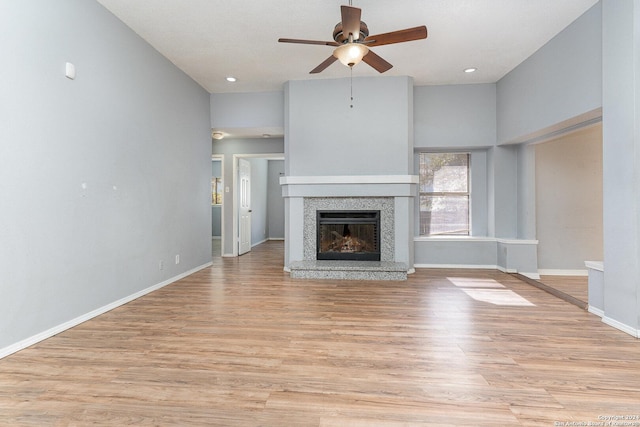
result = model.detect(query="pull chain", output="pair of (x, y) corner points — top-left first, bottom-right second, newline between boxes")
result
(349, 0), (354, 107)
(350, 67), (354, 108)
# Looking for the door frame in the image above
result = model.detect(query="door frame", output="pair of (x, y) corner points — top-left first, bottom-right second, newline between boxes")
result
(211, 154), (224, 257)
(231, 153), (285, 257)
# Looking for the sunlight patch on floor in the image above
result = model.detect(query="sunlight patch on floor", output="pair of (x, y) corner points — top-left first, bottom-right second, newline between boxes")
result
(447, 277), (536, 306)
(448, 277), (505, 289)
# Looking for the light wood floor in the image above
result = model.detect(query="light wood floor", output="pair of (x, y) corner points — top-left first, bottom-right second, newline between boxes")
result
(1, 241), (639, 426)
(539, 275), (589, 303)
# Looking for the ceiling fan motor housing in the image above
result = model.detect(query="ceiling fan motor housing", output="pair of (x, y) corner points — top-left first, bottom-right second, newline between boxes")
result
(277, 4), (427, 75)
(333, 21), (369, 44)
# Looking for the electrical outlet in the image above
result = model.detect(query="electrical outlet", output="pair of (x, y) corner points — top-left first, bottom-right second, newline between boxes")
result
(175, 254), (180, 264)
(159, 261), (164, 270)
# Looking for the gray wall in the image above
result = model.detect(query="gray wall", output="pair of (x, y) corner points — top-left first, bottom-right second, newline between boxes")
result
(496, 2), (603, 144)
(211, 91), (284, 130)
(268, 160), (285, 239)
(0, 1), (211, 352)
(601, 0), (640, 334)
(411, 84), (495, 238)
(414, 84), (497, 148)
(412, 84), (497, 267)
(285, 76), (414, 176)
(212, 207), (222, 237)
(535, 124), (603, 270)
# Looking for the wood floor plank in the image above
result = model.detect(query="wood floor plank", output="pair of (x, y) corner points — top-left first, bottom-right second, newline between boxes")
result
(540, 275), (589, 302)
(1, 241), (639, 426)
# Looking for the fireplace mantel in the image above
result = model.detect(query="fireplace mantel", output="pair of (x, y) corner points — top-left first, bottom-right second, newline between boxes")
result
(280, 175), (417, 277)
(280, 175), (418, 185)
(280, 175), (417, 198)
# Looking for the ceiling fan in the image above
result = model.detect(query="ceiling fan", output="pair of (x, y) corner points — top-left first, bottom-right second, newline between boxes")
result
(278, 3), (427, 74)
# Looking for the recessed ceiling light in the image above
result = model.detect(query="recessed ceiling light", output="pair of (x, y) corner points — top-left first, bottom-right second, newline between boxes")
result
(262, 134), (271, 138)
(212, 131), (224, 140)
(225, 76), (237, 82)
(464, 67), (477, 73)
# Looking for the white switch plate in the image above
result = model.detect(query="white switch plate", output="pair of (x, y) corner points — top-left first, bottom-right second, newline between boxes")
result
(65, 62), (76, 80)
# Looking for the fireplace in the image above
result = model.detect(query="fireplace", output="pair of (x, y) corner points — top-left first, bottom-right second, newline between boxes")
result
(316, 210), (381, 261)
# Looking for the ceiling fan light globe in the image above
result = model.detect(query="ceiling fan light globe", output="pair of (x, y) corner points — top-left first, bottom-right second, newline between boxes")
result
(333, 43), (369, 68)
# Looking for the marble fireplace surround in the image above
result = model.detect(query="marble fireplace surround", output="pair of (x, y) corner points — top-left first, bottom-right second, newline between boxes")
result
(304, 197), (394, 261)
(280, 175), (417, 280)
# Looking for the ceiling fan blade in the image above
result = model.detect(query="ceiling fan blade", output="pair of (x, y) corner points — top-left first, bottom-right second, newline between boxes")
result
(310, 56), (338, 74)
(362, 50), (393, 73)
(341, 5), (362, 40)
(278, 38), (339, 47)
(364, 25), (427, 47)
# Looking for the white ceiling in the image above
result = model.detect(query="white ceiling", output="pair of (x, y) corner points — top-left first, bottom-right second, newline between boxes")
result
(96, 0), (598, 94)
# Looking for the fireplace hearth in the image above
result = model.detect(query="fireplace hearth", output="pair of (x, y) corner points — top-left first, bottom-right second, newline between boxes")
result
(317, 210), (381, 261)
(281, 177), (416, 280)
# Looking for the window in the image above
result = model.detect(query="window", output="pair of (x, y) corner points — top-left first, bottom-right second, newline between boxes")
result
(419, 153), (470, 236)
(212, 177), (223, 205)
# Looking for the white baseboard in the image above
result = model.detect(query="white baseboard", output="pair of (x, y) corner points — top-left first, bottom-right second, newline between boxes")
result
(252, 238), (268, 247)
(413, 264), (540, 278)
(518, 272), (541, 280)
(496, 265), (518, 274)
(0, 261), (213, 360)
(602, 316), (640, 338)
(588, 306), (604, 318)
(211, 236), (221, 240)
(414, 263), (500, 270)
(537, 269), (588, 276)
(268, 237), (285, 241)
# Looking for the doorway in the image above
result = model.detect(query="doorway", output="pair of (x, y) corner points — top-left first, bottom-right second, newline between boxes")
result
(211, 155), (224, 258)
(534, 122), (603, 303)
(221, 154), (284, 257)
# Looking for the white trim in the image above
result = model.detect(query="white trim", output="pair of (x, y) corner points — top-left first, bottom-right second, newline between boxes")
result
(0, 262), (213, 360)
(414, 264), (536, 278)
(496, 265), (518, 274)
(212, 154), (225, 260)
(537, 269), (588, 276)
(602, 316), (640, 338)
(283, 266), (291, 273)
(502, 108), (602, 145)
(584, 261), (604, 271)
(414, 236), (496, 243)
(268, 237), (285, 241)
(280, 175), (418, 185)
(407, 268), (416, 274)
(519, 272), (541, 280)
(496, 238), (539, 245)
(211, 236), (221, 240)
(235, 152), (285, 160)
(414, 263), (502, 270)
(588, 306), (604, 318)
(414, 236), (539, 245)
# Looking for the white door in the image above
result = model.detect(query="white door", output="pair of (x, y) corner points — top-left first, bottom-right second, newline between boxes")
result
(238, 158), (252, 255)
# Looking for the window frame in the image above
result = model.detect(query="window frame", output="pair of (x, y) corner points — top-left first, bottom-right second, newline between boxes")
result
(418, 152), (471, 236)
